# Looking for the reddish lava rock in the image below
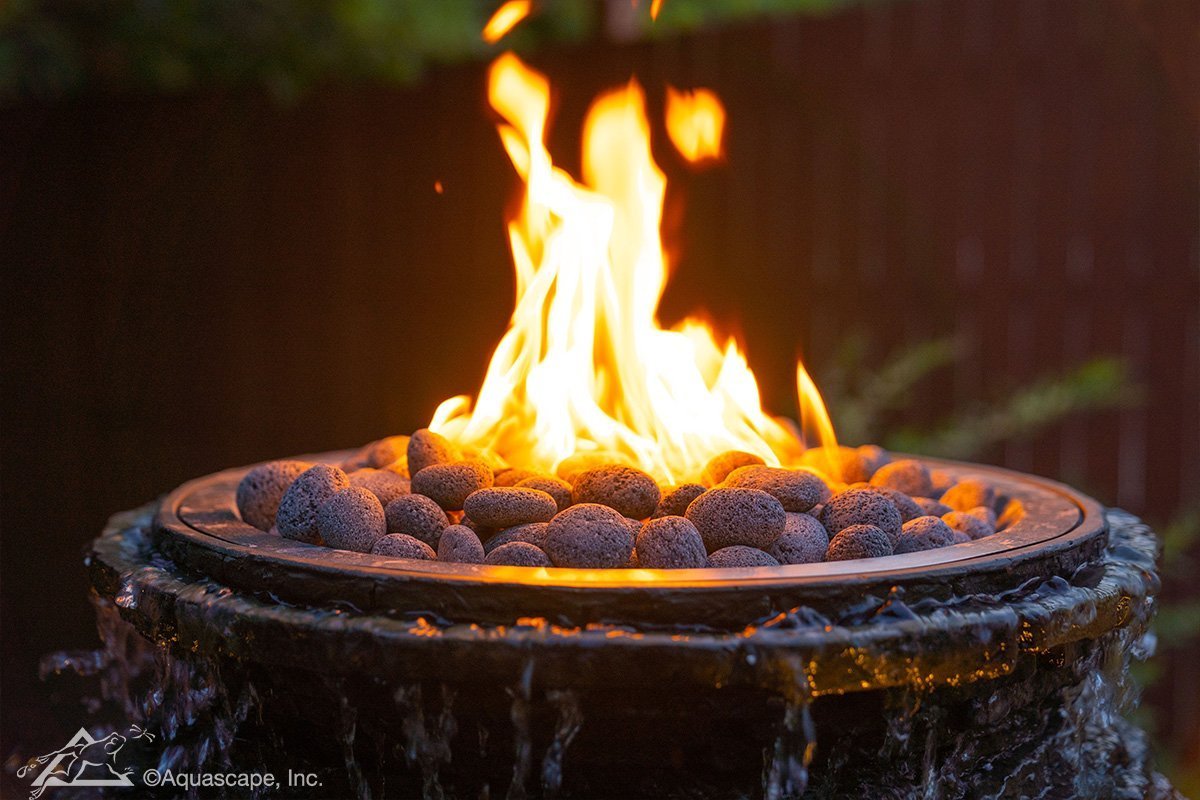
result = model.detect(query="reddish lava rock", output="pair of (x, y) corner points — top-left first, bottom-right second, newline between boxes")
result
(515, 475), (574, 512)
(412, 460), (494, 511)
(825, 524), (893, 561)
(767, 512), (829, 565)
(685, 488), (787, 552)
(820, 488), (903, 545)
(701, 451), (765, 487)
(371, 533), (436, 560)
(544, 503), (635, 568)
(236, 459), (312, 531)
(652, 484), (707, 519)
(463, 487), (557, 528)
(870, 459), (934, 498)
(896, 516), (957, 554)
(317, 486), (386, 553)
(635, 516), (708, 569)
(406, 428), (461, 477)
(571, 465), (661, 520)
(275, 464), (351, 544)
(722, 465), (827, 512)
(707, 545), (780, 568)
(485, 542), (553, 567)
(484, 522), (550, 554)
(436, 525), (486, 564)
(384, 494), (450, 547)
(348, 468), (411, 508)
(943, 511), (993, 540)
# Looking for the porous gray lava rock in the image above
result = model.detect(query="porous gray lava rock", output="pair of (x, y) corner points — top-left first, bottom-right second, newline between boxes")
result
(348, 468), (411, 508)
(349, 435), (410, 470)
(914, 497), (953, 517)
(800, 445), (888, 484)
(412, 460), (494, 511)
(544, 503), (635, 568)
(708, 545), (780, 568)
(825, 524), (893, 561)
(485, 542), (553, 567)
(685, 487), (787, 552)
(895, 516), (956, 554)
(635, 516), (708, 569)
(371, 533), (436, 560)
(929, 469), (955, 497)
(951, 529), (972, 544)
(723, 465), (827, 512)
(941, 479), (996, 512)
(406, 428), (461, 477)
(236, 459), (311, 530)
(862, 485), (924, 522)
(515, 475), (573, 512)
(819, 488), (903, 545)
(276, 464), (351, 544)
(555, 451), (632, 483)
(942, 511), (993, 540)
(317, 486), (386, 553)
(965, 505), (998, 528)
(494, 468), (541, 487)
(571, 465), (661, 520)
(652, 483), (707, 519)
(463, 487), (557, 528)
(384, 494), (450, 546)
(870, 459), (934, 498)
(767, 512), (829, 565)
(436, 524), (486, 564)
(483, 522), (550, 554)
(701, 451), (765, 487)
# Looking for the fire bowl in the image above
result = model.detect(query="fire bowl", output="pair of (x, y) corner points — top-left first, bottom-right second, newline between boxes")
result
(83, 455), (1171, 798)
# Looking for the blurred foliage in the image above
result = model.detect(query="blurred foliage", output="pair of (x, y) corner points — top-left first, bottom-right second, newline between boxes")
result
(824, 335), (1197, 792)
(0, 0), (866, 103)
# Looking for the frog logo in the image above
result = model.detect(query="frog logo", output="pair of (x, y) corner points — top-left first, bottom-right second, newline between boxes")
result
(17, 725), (155, 799)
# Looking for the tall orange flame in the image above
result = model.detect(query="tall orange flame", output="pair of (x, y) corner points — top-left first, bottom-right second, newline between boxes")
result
(430, 54), (836, 483)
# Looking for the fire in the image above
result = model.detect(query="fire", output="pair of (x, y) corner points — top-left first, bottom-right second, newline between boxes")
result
(482, 0), (532, 44)
(665, 86), (726, 164)
(430, 53), (836, 484)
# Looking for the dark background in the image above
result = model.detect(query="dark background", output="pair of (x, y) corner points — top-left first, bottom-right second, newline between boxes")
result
(3, 0), (1198, 789)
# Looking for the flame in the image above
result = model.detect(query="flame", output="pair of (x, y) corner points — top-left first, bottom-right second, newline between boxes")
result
(482, 0), (532, 44)
(665, 86), (725, 164)
(430, 53), (835, 484)
(650, 0), (665, 20)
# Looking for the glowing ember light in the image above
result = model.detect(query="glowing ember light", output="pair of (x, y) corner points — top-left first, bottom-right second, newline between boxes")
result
(651, 0), (665, 20)
(482, 0), (532, 44)
(430, 53), (836, 483)
(665, 86), (726, 164)
(434, 180), (444, 194)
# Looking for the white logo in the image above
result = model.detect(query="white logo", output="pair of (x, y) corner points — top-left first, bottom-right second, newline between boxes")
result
(16, 725), (155, 799)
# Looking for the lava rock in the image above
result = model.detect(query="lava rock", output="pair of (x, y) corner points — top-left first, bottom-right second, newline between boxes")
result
(965, 505), (998, 528)
(371, 533), (436, 560)
(384, 494), (450, 547)
(825, 524), (893, 561)
(412, 460), (494, 511)
(929, 469), (956, 497)
(544, 503), (635, 568)
(800, 445), (888, 484)
(951, 529), (972, 544)
(463, 487), (558, 528)
(635, 516), (708, 569)
(870, 459), (934, 498)
(571, 465), (661, 520)
(895, 516), (957, 554)
(819, 488), (903, 545)
(767, 512), (829, 565)
(701, 451), (766, 487)
(914, 497), (953, 517)
(236, 460), (312, 530)
(555, 452), (633, 483)
(652, 484), (707, 519)
(708, 545), (780, 568)
(407, 428), (461, 476)
(942, 511), (994, 540)
(723, 465), (827, 512)
(514, 475), (573, 512)
(484, 522), (550, 554)
(485, 542), (553, 567)
(357, 435), (410, 470)
(940, 479), (996, 513)
(494, 468), (541, 487)
(275, 464), (351, 544)
(861, 485), (924, 522)
(436, 525), (486, 564)
(348, 468), (411, 508)
(317, 486), (386, 553)
(685, 487), (787, 552)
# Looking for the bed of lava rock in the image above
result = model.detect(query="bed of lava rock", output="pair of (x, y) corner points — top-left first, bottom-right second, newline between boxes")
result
(235, 431), (1005, 570)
